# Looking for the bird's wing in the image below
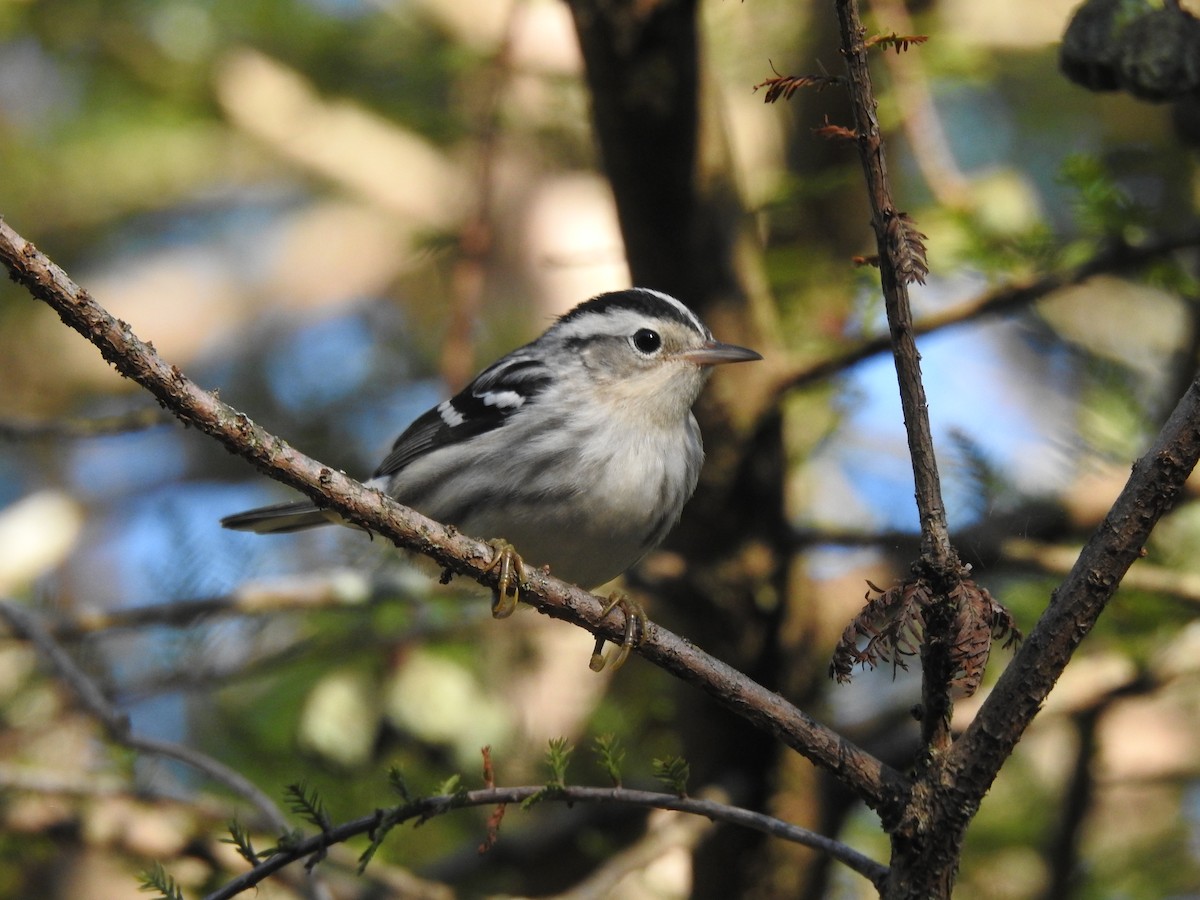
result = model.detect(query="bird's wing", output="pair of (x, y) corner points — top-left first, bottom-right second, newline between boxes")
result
(372, 350), (552, 479)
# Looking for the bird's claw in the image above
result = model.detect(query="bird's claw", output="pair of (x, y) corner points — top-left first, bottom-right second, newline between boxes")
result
(485, 539), (524, 619)
(485, 546), (644, 671)
(588, 592), (648, 673)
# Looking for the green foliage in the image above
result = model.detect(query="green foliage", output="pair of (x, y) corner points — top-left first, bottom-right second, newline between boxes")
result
(1075, 362), (1151, 459)
(261, 828), (305, 857)
(1143, 256), (1200, 297)
(945, 428), (1006, 520)
(954, 212), (1060, 276)
(593, 733), (625, 787)
(388, 765), (413, 803)
(358, 806), (405, 875)
(359, 766), (434, 874)
(220, 818), (260, 866)
(652, 756), (691, 797)
(285, 782), (332, 833)
(357, 824), (392, 874)
(434, 773), (465, 799)
(137, 863), (184, 900)
(521, 738), (574, 809)
(544, 737), (574, 788)
(1058, 154), (1146, 240)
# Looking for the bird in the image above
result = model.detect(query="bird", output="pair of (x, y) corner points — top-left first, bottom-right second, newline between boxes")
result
(222, 287), (762, 670)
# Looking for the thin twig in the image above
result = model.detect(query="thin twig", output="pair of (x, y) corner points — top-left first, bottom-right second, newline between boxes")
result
(834, 0), (959, 761)
(1002, 537), (1200, 608)
(771, 229), (1200, 399)
(0, 407), (170, 439)
(7, 572), (376, 639)
(206, 784), (890, 900)
(834, 0), (952, 573)
(0, 599), (290, 833)
(0, 218), (906, 814)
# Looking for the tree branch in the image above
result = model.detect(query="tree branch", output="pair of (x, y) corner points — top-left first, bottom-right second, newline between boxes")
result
(0, 218), (906, 813)
(0, 407), (170, 439)
(1002, 536), (1200, 609)
(206, 784), (890, 900)
(834, 0), (951, 574)
(769, 228), (1200, 399)
(946, 373), (1200, 824)
(0, 599), (291, 833)
(833, 0), (966, 782)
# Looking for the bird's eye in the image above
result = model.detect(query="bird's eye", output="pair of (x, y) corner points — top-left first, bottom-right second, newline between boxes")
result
(632, 328), (662, 355)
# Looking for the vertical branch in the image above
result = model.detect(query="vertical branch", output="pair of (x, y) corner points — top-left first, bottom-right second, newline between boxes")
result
(833, 0), (962, 761)
(833, 0), (954, 573)
(916, 603), (956, 752)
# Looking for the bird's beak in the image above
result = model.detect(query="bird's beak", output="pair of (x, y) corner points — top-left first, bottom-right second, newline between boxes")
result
(677, 340), (762, 367)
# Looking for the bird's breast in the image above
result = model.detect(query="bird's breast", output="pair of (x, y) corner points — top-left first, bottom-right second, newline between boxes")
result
(404, 414), (703, 589)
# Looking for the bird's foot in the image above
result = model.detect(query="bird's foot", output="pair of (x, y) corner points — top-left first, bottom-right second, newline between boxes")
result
(485, 539), (525, 619)
(589, 592), (648, 673)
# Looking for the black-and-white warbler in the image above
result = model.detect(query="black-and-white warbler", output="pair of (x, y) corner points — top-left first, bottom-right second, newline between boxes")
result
(222, 288), (761, 669)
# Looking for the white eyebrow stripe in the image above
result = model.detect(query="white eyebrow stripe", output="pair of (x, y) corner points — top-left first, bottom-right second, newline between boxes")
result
(630, 287), (709, 336)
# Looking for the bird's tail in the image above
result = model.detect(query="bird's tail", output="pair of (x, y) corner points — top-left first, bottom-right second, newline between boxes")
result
(220, 500), (336, 534)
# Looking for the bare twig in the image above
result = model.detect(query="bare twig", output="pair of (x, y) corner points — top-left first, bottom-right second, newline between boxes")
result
(0, 599), (290, 833)
(6, 572), (376, 640)
(0, 218), (906, 814)
(207, 784), (890, 900)
(0, 407), (170, 439)
(835, 0), (951, 573)
(771, 228), (1200, 399)
(834, 0), (962, 771)
(1002, 537), (1200, 609)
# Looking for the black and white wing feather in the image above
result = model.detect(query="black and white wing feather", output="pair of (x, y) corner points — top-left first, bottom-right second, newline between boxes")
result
(220, 349), (553, 534)
(373, 351), (552, 479)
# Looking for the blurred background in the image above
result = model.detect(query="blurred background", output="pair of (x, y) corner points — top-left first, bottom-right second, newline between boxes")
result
(1, 0), (1199, 897)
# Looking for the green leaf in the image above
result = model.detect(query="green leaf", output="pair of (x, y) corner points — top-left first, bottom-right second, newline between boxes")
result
(545, 737), (573, 788)
(652, 756), (690, 796)
(259, 827), (305, 857)
(137, 862), (184, 900)
(388, 765), (413, 804)
(435, 773), (463, 798)
(285, 781), (332, 832)
(359, 807), (402, 874)
(1059, 154), (1145, 240)
(593, 734), (625, 787)
(220, 818), (259, 865)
